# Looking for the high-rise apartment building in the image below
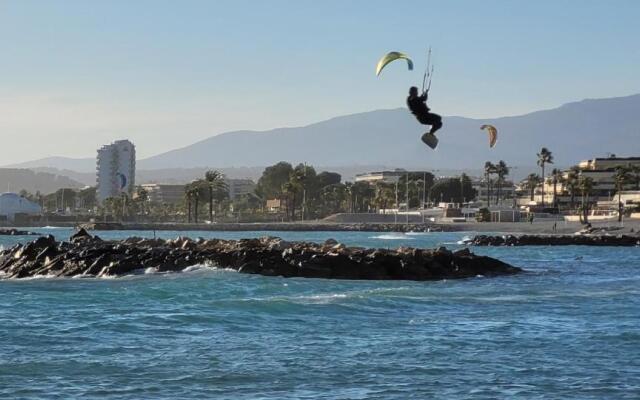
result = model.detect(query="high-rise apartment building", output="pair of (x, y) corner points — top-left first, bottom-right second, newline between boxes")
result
(96, 140), (136, 203)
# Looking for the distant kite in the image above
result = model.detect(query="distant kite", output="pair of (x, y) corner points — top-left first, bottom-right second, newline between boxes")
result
(375, 51), (414, 76)
(480, 124), (498, 148)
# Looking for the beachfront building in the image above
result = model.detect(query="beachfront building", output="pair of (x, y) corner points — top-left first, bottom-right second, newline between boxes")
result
(0, 192), (42, 222)
(140, 184), (185, 205)
(473, 177), (516, 206)
(227, 179), (256, 200)
(96, 140), (136, 203)
(265, 199), (282, 213)
(518, 155), (640, 208)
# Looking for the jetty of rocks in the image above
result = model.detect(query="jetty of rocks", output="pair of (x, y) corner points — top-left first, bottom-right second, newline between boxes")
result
(470, 234), (640, 247)
(0, 229), (521, 280)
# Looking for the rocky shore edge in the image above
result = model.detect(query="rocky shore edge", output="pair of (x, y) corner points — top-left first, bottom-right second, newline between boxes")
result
(0, 228), (39, 236)
(0, 229), (521, 280)
(470, 234), (640, 247)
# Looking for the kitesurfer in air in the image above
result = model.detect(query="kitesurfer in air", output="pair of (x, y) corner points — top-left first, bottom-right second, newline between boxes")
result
(407, 86), (442, 149)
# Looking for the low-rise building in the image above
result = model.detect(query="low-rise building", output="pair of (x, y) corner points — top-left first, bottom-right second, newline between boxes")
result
(140, 184), (186, 204)
(355, 169), (433, 184)
(520, 155), (640, 208)
(227, 179), (256, 199)
(266, 199), (282, 213)
(0, 193), (42, 222)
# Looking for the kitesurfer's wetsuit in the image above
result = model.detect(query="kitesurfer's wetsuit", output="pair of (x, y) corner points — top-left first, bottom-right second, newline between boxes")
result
(407, 93), (442, 134)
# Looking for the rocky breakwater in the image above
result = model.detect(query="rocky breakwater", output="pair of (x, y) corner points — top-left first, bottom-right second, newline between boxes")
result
(0, 228), (39, 236)
(0, 229), (521, 280)
(471, 234), (640, 247)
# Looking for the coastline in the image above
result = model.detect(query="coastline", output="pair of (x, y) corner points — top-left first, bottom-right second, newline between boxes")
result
(3, 218), (640, 235)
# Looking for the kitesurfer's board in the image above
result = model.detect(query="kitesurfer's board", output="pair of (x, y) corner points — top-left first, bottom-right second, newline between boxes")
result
(421, 132), (439, 149)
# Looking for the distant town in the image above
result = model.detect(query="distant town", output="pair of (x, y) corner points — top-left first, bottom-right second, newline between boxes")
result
(1, 139), (639, 227)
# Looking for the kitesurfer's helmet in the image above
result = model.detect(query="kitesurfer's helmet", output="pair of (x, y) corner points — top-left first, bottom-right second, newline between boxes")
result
(409, 86), (419, 96)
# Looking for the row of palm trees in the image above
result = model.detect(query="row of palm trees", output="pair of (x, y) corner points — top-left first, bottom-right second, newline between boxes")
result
(526, 147), (640, 222)
(185, 170), (229, 223)
(483, 160), (510, 206)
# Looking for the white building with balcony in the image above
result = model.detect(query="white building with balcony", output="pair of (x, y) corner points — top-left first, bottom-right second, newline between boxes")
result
(96, 140), (136, 203)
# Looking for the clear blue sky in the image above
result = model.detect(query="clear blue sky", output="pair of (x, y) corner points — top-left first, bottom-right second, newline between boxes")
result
(1, 0), (639, 163)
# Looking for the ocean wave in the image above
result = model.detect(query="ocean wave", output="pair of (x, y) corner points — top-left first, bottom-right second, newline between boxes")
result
(0, 263), (230, 281)
(369, 234), (413, 240)
(456, 236), (474, 245)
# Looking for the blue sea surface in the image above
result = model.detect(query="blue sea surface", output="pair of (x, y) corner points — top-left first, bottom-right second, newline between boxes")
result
(1, 228), (639, 399)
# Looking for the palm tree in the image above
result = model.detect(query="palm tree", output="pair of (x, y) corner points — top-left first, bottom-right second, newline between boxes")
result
(187, 185), (199, 223)
(343, 182), (353, 212)
(536, 147), (554, 207)
(205, 170), (228, 223)
(184, 185), (193, 223)
(281, 181), (296, 220)
(525, 173), (541, 201)
(630, 165), (640, 190)
(579, 175), (594, 224)
(374, 182), (395, 214)
(613, 166), (632, 222)
(484, 161), (496, 206)
(135, 187), (149, 216)
(550, 168), (563, 208)
(494, 160), (509, 205)
(565, 166), (580, 211)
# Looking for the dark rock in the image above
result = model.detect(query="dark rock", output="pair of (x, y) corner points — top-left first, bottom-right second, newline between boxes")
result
(0, 229), (40, 236)
(471, 234), (640, 247)
(0, 235), (522, 281)
(70, 228), (92, 243)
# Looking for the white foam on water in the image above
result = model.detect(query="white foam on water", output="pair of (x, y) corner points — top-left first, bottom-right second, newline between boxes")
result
(456, 236), (474, 245)
(369, 234), (413, 240)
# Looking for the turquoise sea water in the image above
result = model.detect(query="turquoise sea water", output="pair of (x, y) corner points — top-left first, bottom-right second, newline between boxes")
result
(1, 228), (639, 399)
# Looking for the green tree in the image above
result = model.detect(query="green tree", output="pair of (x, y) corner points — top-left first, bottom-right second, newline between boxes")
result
(255, 162), (294, 201)
(550, 168), (563, 208)
(374, 182), (396, 213)
(319, 183), (347, 216)
(536, 147), (554, 207)
(291, 164), (316, 220)
(494, 160), (509, 205)
(78, 187), (97, 210)
(613, 166), (632, 222)
(233, 193), (262, 214)
(316, 171), (341, 189)
(349, 181), (374, 213)
(134, 187), (149, 216)
(524, 174), (541, 201)
(184, 182), (206, 223)
(630, 165), (640, 190)
(579, 175), (594, 224)
(430, 176), (476, 203)
(484, 161), (496, 206)
(281, 181), (297, 220)
(204, 170), (229, 222)
(565, 166), (581, 210)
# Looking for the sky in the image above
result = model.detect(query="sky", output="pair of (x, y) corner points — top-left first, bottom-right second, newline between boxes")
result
(0, 0), (639, 164)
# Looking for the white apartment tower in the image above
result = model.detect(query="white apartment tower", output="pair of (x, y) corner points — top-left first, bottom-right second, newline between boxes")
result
(96, 140), (136, 203)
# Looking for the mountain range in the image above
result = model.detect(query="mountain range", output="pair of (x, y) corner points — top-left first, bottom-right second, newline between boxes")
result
(5, 93), (640, 188)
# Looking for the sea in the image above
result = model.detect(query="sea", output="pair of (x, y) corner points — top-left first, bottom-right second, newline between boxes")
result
(0, 228), (639, 399)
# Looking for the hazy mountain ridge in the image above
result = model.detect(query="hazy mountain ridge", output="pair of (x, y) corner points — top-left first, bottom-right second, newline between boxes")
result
(5, 94), (640, 176)
(0, 168), (84, 194)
